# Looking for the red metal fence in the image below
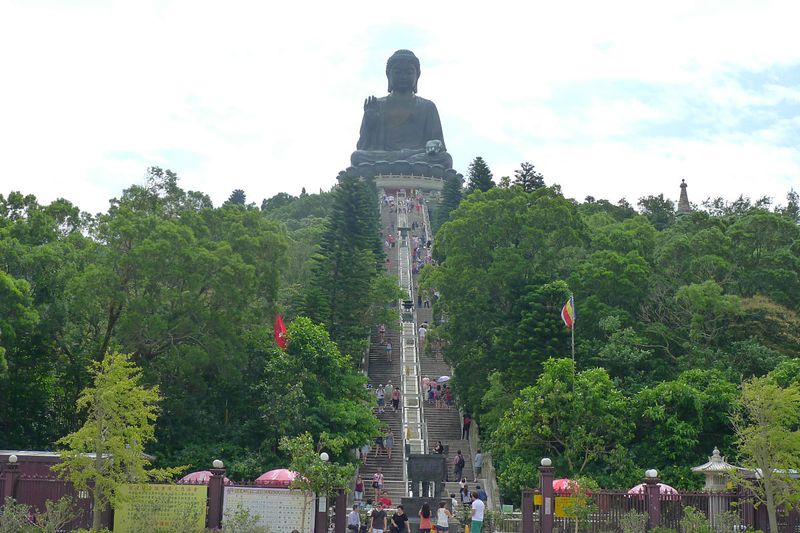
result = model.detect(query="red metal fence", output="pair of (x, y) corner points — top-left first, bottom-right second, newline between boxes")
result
(1, 457), (345, 532)
(522, 465), (800, 533)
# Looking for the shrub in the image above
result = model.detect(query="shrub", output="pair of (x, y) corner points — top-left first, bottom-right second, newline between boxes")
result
(620, 509), (648, 533)
(681, 506), (713, 533)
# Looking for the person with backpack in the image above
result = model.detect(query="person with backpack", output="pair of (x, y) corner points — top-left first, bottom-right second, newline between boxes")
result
(453, 449), (465, 482)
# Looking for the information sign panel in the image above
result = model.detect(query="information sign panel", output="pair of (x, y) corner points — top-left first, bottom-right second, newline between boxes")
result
(554, 496), (577, 518)
(113, 483), (207, 533)
(223, 486), (315, 533)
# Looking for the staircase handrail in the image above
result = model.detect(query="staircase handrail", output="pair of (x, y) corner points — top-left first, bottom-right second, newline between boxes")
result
(467, 416), (501, 510)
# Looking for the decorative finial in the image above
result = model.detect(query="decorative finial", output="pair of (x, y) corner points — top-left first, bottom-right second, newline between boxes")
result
(711, 447), (721, 462)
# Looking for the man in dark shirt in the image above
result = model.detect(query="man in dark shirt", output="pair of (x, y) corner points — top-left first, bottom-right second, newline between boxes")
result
(370, 501), (388, 533)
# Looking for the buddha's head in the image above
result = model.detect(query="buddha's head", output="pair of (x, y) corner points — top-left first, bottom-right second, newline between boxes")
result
(386, 49), (420, 94)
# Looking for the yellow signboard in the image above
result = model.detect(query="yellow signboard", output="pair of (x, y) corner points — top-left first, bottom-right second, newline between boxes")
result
(554, 496), (577, 518)
(113, 483), (207, 533)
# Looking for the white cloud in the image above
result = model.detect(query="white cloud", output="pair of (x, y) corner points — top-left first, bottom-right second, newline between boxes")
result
(0, 0), (798, 213)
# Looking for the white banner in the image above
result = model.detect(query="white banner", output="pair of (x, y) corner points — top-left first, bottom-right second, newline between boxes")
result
(223, 486), (316, 533)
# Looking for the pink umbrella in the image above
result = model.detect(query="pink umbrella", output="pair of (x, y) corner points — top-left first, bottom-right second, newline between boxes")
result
(627, 482), (680, 500)
(178, 470), (233, 485)
(255, 468), (299, 488)
(553, 478), (578, 494)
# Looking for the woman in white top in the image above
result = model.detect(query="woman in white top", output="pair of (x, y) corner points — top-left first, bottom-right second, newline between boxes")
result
(436, 501), (453, 531)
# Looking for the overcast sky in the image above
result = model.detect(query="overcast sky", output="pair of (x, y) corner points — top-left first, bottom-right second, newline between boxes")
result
(1, 0), (798, 214)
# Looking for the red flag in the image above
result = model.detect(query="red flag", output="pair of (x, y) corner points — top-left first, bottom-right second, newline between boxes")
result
(274, 314), (287, 349)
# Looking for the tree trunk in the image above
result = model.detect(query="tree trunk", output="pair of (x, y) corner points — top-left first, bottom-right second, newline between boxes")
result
(765, 481), (778, 533)
(92, 486), (103, 531)
(93, 434), (104, 531)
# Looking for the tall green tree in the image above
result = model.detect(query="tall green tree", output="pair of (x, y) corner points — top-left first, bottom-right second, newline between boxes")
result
(490, 359), (633, 493)
(252, 317), (380, 456)
(512, 162), (545, 192)
(435, 172), (463, 229)
(52, 352), (178, 530)
(279, 432), (356, 533)
(426, 186), (586, 412)
(730, 376), (800, 533)
(466, 156), (494, 193)
(632, 369), (737, 487)
(638, 194), (675, 230)
(0, 194), (93, 445)
(227, 188), (247, 205)
(303, 175), (387, 359)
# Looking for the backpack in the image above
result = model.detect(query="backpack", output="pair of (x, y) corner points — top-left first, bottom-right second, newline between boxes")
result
(456, 454), (465, 469)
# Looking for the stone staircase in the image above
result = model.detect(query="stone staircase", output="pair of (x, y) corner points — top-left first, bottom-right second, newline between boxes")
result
(356, 200), (406, 505)
(419, 348), (482, 498)
(357, 192), (492, 510)
(358, 329), (407, 504)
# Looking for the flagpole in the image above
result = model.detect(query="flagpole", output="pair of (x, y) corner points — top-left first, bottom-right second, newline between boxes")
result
(571, 320), (575, 362)
(570, 293), (575, 362)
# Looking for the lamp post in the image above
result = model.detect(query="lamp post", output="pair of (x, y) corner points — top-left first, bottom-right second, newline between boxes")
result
(645, 468), (661, 529)
(315, 452), (330, 533)
(3, 454), (20, 508)
(538, 458), (554, 533)
(207, 459), (226, 530)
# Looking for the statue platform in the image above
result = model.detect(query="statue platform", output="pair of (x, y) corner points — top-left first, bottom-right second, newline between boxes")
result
(338, 161), (462, 193)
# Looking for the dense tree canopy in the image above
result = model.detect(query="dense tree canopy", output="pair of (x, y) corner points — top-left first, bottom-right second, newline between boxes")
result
(424, 183), (800, 497)
(0, 168), (390, 480)
(3, 165), (799, 501)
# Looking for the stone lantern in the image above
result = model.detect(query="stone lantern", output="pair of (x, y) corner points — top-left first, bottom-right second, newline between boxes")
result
(691, 447), (741, 491)
(692, 447), (748, 528)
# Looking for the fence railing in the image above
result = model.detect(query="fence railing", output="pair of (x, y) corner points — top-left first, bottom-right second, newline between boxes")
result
(520, 482), (799, 533)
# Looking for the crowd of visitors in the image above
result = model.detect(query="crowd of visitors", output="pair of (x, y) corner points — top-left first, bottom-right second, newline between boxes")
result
(350, 492), (486, 533)
(351, 498), (465, 533)
(420, 376), (453, 409)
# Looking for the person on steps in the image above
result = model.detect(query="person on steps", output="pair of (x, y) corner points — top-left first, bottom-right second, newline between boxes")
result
(384, 429), (394, 460)
(473, 449), (483, 482)
(436, 501), (453, 532)
(453, 449), (465, 482)
(470, 491), (486, 533)
(348, 504), (360, 532)
(372, 469), (384, 501)
(462, 414), (472, 439)
(418, 502), (432, 533)
(390, 504), (407, 533)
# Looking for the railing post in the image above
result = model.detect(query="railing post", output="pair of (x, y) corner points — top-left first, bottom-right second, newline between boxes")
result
(739, 486), (754, 530)
(2, 456), (19, 502)
(315, 494), (328, 533)
(521, 488), (535, 533)
(539, 458), (554, 533)
(644, 470), (661, 530)
(207, 463), (226, 530)
(334, 489), (347, 533)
